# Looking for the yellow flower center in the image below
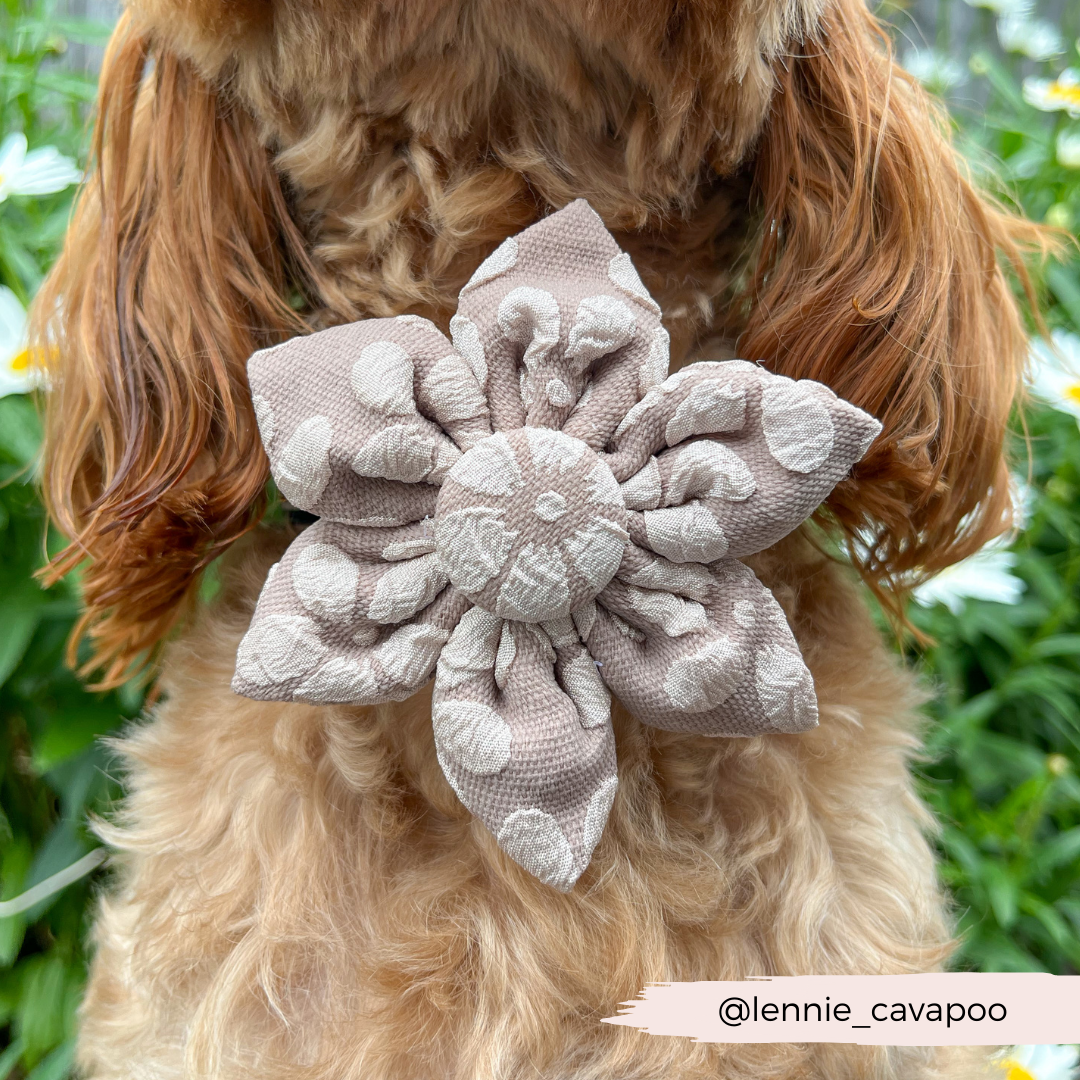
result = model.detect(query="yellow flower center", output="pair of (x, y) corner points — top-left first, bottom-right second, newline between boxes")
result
(9, 347), (31, 371)
(1048, 83), (1080, 108)
(1000, 1060), (1036, 1080)
(1065, 382), (1080, 405)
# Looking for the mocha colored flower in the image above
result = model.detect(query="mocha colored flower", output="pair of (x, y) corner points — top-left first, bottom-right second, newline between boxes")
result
(233, 201), (881, 890)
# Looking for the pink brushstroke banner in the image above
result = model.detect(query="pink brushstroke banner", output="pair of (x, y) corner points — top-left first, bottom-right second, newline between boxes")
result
(601, 973), (1080, 1045)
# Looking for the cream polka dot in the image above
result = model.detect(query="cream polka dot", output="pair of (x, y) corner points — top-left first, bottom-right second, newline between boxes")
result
(664, 440), (755, 504)
(626, 587), (709, 638)
(582, 775), (619, 853)
(643, 501), (728, 563)
(351, 424), (438, 484)
(291, 543), (359, 623)
(376, 622), (450, 689)
(235, 614), (326, 687)
(497, 808), (577, 891)
(351, 340), (416, 416)
(436, 606), (501, 690)
(664, 635), (747, 712)
(642, 325), (670, 391)
(367, 552), (448, 624)
(761, 381), (835, 473)
(381, 537), (436, 561)
(754, 645), (819, 732)
(275, 415), (333, 511)
(732, 599), (757, 629)
(525, 427), (588, 472)
(560, 652), (611, 729)
(629, 558), (713, 601)
(546, 378), (573, 406)
(534, 491), (568, 522)
(620, 457), (662, 510)
(495, 542), (571, 621)
(607, 252), (660, 313)
(445, 432), (523, 496)
(562, 517), (629, 589)
(435, 506), (518, 593)
(498, 286), (561, 373)
(585, 462), (624, 507)
(665, 380), (746, 446)
(494, 620), (516, 690)
(422, 355), (487, 423)
(449, 313), (488, 388)
(251, 393), (276, 452)
(572, 600), (598, 642)
(295, 657), (379, 703)
(432, 700), (513, 775)
(463, 235), (518, 291)
(567, 294), (636, 368)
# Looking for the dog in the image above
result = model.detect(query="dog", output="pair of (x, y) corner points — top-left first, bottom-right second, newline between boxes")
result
(33, 0), (1040, 1075)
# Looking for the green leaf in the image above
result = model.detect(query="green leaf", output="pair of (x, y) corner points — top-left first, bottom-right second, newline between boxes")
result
(26, 1040), (75, 1080)
(31, 704), (124, 773)
(0, 587), (45, 688)
(1047, 264), (1080, 330)
(1029, 828), (1080, 876)
(0, 1038), (25, 1080)
(15, 956), (69, 1063)
(980, 861), (1020, 928)
(1030, 635), (1080, 660)
(0, 394), (42, 465)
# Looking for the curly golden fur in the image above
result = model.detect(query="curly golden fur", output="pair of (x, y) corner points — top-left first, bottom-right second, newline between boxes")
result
(32, 0), (1041, 1074)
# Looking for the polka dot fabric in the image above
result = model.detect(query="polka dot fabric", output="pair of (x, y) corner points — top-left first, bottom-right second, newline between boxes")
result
(234, 200), (882, 891)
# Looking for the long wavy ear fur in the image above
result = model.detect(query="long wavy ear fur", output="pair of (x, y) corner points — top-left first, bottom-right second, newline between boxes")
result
(33, 12), (313, 687)
(741, 0), (1045, 598)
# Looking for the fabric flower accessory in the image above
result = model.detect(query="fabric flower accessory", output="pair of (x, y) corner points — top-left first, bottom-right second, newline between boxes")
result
(233, 201), (881, 890)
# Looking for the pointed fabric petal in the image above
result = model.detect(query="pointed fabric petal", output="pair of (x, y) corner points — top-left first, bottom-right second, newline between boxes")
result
(588, 553), (818, 736)
(453, 199), (668, 439)
(432, 611), (617, 891)
(232, 519), (469, 702)
(604, 360), (882, 559)
(248, 315), (491, 523)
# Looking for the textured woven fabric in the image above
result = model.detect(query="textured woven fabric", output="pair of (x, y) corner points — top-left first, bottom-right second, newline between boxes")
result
(233, 200), (882, 890)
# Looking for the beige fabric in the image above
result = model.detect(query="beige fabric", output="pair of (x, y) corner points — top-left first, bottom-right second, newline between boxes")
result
(233, 200), (882, 890)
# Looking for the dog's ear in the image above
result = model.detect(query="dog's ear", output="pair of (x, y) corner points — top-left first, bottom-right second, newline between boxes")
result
(33, 13), (316, 686)
(739, 0), (1044, 593)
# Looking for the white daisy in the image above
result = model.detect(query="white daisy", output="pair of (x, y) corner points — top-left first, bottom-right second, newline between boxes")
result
(0, 285), (38, 398)
(1023, 69), (1080, 118)
(996, 1045), (1080, 1080)
(1057, 130), (1080, 168)
(0, 132), (81, 203)
(1029, 330), (1080, 426)
(998, 16), (1065, 60)
(912, 542), (1025, 615)
(902, 49), (966, 92)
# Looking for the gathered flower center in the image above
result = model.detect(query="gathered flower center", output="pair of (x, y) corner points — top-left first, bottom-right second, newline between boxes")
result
(433, 427), (629, 622)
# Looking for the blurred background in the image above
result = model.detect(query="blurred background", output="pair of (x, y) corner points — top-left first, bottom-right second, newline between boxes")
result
(0, 0), (1079, 1076)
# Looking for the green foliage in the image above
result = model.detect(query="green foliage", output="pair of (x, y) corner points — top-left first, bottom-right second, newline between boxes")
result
(1, 4), (135, 1074)
(0, 0), (1077, 1073)
(911, 405), (1080, 973)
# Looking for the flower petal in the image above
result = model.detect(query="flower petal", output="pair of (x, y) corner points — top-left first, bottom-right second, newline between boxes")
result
(454, 200), (667, 438)
(588, 557), (819, 735)
(232, 520), (468, 703)
(608, 361), (881, 560)
(432, 615), (617, 890)
(247, 316), (492, 522)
